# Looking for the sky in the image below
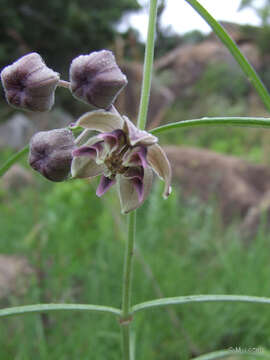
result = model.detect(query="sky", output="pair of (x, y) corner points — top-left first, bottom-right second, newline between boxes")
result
(119, 0), (262, 40)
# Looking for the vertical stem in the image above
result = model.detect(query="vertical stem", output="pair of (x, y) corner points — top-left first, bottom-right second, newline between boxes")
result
(137, 0), (158, 130)
(121, 0), (158, 358)
(121, 211), (136, 359)
(122, 211), (136, 317)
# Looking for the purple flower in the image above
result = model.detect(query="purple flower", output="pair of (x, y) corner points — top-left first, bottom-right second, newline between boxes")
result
(72, 110), (171, 213)
(69, 50), (127, 109)
(1, 53), (59, 112)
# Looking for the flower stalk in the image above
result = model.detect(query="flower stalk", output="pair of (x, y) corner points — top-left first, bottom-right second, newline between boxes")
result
(121, 211), (136, 359)
(137, 0), (158, 130)
(120, 0), (158, 358)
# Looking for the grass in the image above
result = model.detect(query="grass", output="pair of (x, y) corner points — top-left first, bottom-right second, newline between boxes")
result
(0, 172), (270, 359)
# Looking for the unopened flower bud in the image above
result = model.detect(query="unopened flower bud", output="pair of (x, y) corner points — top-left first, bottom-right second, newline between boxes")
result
(1, 53), (59, 112)
(69, 50), (127, 109)
(29, 129), (75, 182)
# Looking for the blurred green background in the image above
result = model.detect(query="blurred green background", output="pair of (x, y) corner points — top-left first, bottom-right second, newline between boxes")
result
(2, 0), (270, 359)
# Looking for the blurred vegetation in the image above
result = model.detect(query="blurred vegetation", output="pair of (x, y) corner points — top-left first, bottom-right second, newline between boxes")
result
(0, 170), (270, 358)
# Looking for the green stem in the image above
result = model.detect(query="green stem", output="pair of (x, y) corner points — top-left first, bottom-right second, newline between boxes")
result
(0, 303), (121, 317)
(150, 116), (270, 135)
(120, 0), (158, 358)
(136, 0), (158, 130)
(132, 294), (270, 313)
(0, 145), (29, 177)
(185, 0), (270, 112)
(121, 211), (136, 360)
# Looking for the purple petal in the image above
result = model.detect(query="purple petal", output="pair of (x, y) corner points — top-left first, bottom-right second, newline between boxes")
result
(131, 177), (144, 203)
(73, 146), (97, 158)
(117, 167), (153, 213)
(123, 116), (157, 147)
(123, 146), (148, 168)
(124, 167), (144, 202)
(124, 166), (144, 181)
(96, 175), (116, 197)
(97, 129), (125, 151)
(73, 141), (104, 159)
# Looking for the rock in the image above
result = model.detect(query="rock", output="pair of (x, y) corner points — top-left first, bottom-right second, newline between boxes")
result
(0, 255), (34, 299)
(0, 109), (74, 151)
(155, 39), (260, 98)
(240, 190), (270, 241)
(0, 113), (35, 150)
(1, 164), (35, 192)
(164, 146), (270, 225)
(29, 108), (73, 131)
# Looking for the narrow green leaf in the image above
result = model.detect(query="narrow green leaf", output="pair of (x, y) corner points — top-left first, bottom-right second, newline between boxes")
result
(132, 294), (270, 313)
(0, 303), (121, 317)
(0, 145), (29, 177)
(150, 117), (270, 135)
(185, 0), (270, 112)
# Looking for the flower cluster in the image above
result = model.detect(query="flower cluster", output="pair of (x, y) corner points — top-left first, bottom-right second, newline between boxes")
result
(1, 50), (171, 213)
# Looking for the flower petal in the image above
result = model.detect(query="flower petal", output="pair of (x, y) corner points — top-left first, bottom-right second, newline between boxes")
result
(77, 110), (124, 132)
(147, 144), (172, 198)
(96, 175), (116, 197)
(122, 146), (148, 169)
(71, 156), (105, 179)
(124, 167), (144, 203)
(97, 129), (125, 152)
(73, 140), (105, 160)
(123, 116), (157, 147)
(117, 167), (153, 214)
(73, 142), (103, 159)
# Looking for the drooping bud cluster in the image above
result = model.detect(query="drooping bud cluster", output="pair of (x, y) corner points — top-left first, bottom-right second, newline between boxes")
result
(1, 49), (172, 212)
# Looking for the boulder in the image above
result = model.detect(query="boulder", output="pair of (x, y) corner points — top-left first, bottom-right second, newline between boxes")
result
(155, 40), (260, 97)
(0, 255), (34, 299)
(164, 146), (270, 227)
(1, 164), (35, 192)
(0, 109), (74, 150)
(0, 113), (35, 150)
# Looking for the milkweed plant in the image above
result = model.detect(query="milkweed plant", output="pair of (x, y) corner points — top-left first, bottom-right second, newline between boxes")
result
(2, 0), (270, 359)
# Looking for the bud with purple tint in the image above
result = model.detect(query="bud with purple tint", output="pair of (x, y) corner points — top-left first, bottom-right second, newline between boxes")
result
(29, 129), (75, 182)
(1, 53), (59, 112)
(69, 50), (127, 109)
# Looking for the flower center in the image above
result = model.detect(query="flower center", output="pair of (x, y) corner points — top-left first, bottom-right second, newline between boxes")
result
(104, 144), (130, 176)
